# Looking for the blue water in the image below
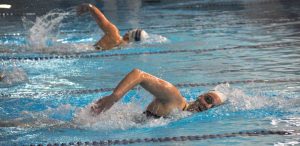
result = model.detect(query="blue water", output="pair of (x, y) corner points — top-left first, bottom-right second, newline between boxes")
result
(1, 0), (300, 145)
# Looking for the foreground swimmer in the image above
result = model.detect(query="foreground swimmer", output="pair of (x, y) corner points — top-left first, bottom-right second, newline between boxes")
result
(77, 4), (149, 50)
(91, 69), (227, 118)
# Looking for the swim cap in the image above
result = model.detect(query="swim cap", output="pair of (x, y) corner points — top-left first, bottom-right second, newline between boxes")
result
(127, 29), (149, 42)
(208, 90), (227, 103)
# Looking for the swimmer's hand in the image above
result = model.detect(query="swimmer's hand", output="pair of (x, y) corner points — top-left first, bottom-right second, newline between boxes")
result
(90, 95), (117, 115)
(77, 3), (91, 16)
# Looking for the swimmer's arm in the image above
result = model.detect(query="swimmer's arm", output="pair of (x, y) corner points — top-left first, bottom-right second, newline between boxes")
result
(77, 4), (119, 34)
(114, 69), (183, 101)
(91, 69), (183, 114)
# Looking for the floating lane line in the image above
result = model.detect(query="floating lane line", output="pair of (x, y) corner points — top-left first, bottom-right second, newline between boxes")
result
(0, 41), (297, 61)
(1, 78), (299, 98)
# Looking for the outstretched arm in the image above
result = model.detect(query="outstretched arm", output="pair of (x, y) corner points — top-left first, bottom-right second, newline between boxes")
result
(77, 4), (119, 34)
(91, 69), (183, 114)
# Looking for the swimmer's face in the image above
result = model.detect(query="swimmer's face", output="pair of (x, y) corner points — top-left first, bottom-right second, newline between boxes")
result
(187, 92), (222, 112)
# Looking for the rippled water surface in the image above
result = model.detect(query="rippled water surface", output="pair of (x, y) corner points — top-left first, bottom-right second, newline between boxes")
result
(0, 0), (300, 145)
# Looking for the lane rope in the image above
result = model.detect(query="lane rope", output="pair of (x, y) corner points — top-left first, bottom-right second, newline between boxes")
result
(0, 41), (297, 61)
(29, 129), (297, 146)
(1, 78), (299, 98)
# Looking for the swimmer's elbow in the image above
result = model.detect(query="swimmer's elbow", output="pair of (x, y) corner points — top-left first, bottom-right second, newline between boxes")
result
(131, 68), (143, 74)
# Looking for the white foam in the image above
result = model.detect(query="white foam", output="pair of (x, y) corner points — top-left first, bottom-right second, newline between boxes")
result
(270, 117), (300, 127)
(21, 9), (97, 53)
(275, 141), (300, 146)
(69, 85), (299, 130)
(73, 101), (191, 130)
(24, 10), (69, 49)
(212, 83), (287, 111)
(138, 34), (169, 44)
(6, 82), (298, 130)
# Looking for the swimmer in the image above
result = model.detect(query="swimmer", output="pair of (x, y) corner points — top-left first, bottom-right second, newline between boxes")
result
(77, 4), (149, 50)
(0, 66), (28, 86)
(0, 72), (4, 81)
(91, 69), (227, 118)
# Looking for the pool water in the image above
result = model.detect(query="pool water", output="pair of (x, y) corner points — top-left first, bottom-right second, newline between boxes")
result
(1, 0), (300, 145)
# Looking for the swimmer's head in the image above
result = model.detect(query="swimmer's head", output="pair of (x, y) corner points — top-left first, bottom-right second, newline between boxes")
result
(123, 29), (149, 42)
(186, 90), (227, 112)
(0, 72), (4, 81)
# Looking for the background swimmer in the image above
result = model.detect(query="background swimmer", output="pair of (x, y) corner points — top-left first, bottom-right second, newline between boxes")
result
(0, 66), (28, 86)
(0, 71), (4, 81)
(91, 69), (227, 118)
(77, 3), (149, 51)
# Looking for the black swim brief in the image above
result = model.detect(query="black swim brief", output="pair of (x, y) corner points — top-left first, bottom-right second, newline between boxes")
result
(143, 111), (161, 119)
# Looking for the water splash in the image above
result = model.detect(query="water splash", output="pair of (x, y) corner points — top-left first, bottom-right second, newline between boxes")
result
(213, 83), (289, 111)
(275, 141), (300, 146)
(73, 101), (191, 130)
(20, 8), (169, 54)
(32, 84), (299, 130)
(22, 9), (95, 54)
(3, 84), (297, 130)
(142, 34), (169, 44)
(25, 9), (69, 49)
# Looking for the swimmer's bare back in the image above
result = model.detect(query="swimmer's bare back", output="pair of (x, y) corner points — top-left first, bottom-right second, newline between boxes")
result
(77, 4), (124, 50)
(91, 69), (187, 117)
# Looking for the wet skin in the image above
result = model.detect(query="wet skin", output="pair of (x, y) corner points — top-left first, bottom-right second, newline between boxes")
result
(77, 4), (129, 50)
(186, 92), (223, 112)
(91, 69), (224, 117)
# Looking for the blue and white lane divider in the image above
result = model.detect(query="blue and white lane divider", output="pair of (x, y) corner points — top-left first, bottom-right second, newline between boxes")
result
(1, 78), (299, 98)
(29, 129), (297, 146)
(0, 41), (297, 61)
